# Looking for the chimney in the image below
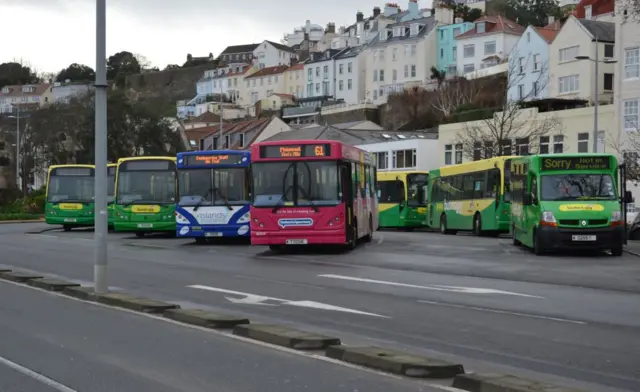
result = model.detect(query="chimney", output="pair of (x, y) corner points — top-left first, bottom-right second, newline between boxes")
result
(326, 22), (335, 34)
(305, 19), (311, 33)
(408, 0), (419, 14)
(547, 15), (555, 25)
(435, 5), (453, 24)
(384, 3), (400, 17)
(356, 11), (364, 22)
(373, 6), (381, 17)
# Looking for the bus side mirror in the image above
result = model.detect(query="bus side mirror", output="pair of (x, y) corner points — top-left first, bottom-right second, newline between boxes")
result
(624, 190), (634, 204)
(523, 193), (532, 205)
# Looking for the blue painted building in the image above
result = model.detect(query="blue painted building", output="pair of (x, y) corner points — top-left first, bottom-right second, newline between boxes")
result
(507, 25), (555, 102)
(436, 21), (473, 75)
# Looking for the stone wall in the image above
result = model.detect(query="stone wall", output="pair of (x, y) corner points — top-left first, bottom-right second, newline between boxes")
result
(322, 108), (380, 126)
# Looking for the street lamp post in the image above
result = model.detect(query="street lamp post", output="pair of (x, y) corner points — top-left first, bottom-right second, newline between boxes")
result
(576, 36), (617, 153)
(7, 110), (26, 191)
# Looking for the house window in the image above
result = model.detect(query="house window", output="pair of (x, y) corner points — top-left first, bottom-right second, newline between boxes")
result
(463, 64), (474, 73)
(501, 140), (512, 155)
(539, 136), (549, 154)
(533, 54), (540, 71)
(339, 80), (344, 90)
(585, 5), (592, 19)
(307, 83), (313, 96)
(473, 142), (482, 161)
(453, 27), (461, 37)
(518, 84), (524, 99)
(444, 144), (452, 165)
(625, 48), (640, 79)
(624, 99), (639, 130)
(527, 32), (530, 42)
(315, 83), (320, 92)
(553, 135), (564, 153)
(476, 22), (485, 33)
(452, 46), (457, 60)
(404, 44), (411, 57)
(440, 30), (444, 39)
(518, 57), (524, 73)
(379, 70), (385, 81)
(404, 65), (409, 77)
(441, 48), (444, 58)
(578, 132), (589, 153)
(392, 69), (397, 81)
(224, 135), (230, 148)
(375, 152), (388, 169)
(411, 45), (416, 55)
(348, 62), (352, 72)
(267, 76), (272, 85)
(323, 65), (329, 78)
(604, 73), (613, 90)
(484, 41), (496, 55)
(392, 47), (397, 60)
(558, 75), (580, 94)
(463, 44), (475, 58)
(380, 49), (386, 59)
(392, 149), (417, 169)
(339, 64), (344, 74)
(373, 70), (378, 81)
(604, 44), (614, 58)
(308, 68), (313, 81)
(316, 67), (320, 76)
(559, 46), (579, 62)
(411, 65), (416, 77)
(454, 144), (463, 164)
(348, 79), (352, 89)
(533, 81), (539, 97)
(373, 89), (378, 100)
(515, 138), (529, 155)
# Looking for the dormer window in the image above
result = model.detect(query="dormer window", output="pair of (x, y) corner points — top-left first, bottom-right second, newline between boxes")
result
(585, 5), (592, 19)
(1, 87), (9, 93)
(380, 30), (387, 40)
(476, 22), (486, 33)
(410, 24), (421, 36)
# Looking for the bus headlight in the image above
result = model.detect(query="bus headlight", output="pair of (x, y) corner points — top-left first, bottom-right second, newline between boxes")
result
(540, 211), (557, 227)
(611, 211), (623, 226)
(175, 212), (189, 224)
(238, 212), (250, 223)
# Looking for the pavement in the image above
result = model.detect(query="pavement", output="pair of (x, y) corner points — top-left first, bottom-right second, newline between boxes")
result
(1, 222), (639, 391)
(0, 280), (442, 392)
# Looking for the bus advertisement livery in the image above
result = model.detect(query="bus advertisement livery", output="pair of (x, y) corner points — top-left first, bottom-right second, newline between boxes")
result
(250, 140), (378, 250)
(427, 156), (517, 236)
(45, 165), (95, 231)
(509, 154), (631, 256)
(377, 171), (428, 230)
(107, 163), (116, 229)
(176, 150), (251, 243)
(113, 157), (177, 236)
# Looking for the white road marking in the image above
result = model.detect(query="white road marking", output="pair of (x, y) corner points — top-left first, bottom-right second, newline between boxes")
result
(418, 300), (586, 324)
(0, 354), (78, 392)
(29, 234), (93, 242)
(188, 284), (389, 318)
(234, 275), (325, 290)
(318, 274), (544, 298)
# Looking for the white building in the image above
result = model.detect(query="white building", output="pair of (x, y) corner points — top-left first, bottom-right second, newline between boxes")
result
(243, 65), (288, 107)
(364, 16), (438, 103)
(548, 16), (616, 103)
(283, 20), (325, 47)
(357, 135), (440, 172)
(51, 82), (92, 103)
(455, 15), (524, 74)
(304, 49), (344, 98)
(334, 46), (367, 104)
(252, 40), (298, 69)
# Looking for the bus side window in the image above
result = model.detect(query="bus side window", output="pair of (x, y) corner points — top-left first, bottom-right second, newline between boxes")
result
(487, 169), (499, 199)
(530, 176), (538, 203)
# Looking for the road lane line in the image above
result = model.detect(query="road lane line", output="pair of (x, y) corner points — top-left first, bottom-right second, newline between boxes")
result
(234, 274), (325, 289)
(318, 274), (544, 298)
(418, 300), (586, 324)
(0, 355), (78, 392)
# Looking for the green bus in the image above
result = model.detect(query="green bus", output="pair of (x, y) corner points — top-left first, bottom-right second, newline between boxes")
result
(113, 156), (177, 237)
(45, 164), (95, 231)
(427, 156), (517, 236)
(377, 171), (428, 230)
(509, 154), (631, 256)
(107, 163), (116, 229)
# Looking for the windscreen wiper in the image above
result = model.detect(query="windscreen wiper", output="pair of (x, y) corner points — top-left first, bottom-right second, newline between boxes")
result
(212, 187), (233, 211)
(192, 189), (213, 211)
(272, 163), (295, 213)
(297, 161), (319, 212)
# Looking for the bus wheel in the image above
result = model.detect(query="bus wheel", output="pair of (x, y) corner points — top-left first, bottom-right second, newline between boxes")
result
(349, 221), (358, 250)
(611, 246), (623, 256)
(269, 245), (283, 252)
(364, 215), (373, 243)
(195, 238), (207, 245)
(135, 232), (145, 238)
(440, 215), (455, 235)
(473, 214), (482, 236)
(533, 230), (544, 255)
(63, 225), (72, 232)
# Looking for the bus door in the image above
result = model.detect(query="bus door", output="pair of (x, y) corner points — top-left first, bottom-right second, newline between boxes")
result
(341, 161), (355, 243)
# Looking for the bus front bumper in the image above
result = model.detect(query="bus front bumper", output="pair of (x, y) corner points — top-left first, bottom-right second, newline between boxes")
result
(114, 221), (176, 232)
(45, 216), (94, 226)
(177, 224), (250, 237)
(537, 225), (625, 250)
(251, 229), (346, 245)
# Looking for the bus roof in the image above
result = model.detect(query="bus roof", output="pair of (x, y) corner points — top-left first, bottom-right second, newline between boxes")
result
(251, 139), (374, 164)
(176, 150), (250, 169)
(512, 153), (618, 171)
(108, 163), (117, 167)
(117, 156), (176, 164)
(436, 156), (519, 177)
(377, 171), (428, 181)
(48, 164), (95, 172)
(178, 150), (249, 157)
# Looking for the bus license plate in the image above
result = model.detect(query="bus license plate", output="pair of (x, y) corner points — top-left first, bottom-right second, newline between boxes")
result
(64, 218), (77, 222)
(572, 235), (596, 241)
(205, 232), (222, 237)
(137, 223), (153, 228)
(286, 239), (307, 245)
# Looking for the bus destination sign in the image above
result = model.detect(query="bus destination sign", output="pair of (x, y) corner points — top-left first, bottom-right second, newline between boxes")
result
(52, 167), (93, 176)
(184, 154), (244, 166)
(260, 144), (331, 158)
(541, 156), (610, 171)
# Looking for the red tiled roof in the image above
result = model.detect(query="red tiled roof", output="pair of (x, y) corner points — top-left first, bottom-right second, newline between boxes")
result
(272, 93), (294, 100)
(245, 65), (288, 79)
(535, 26), (561, 43)
(574, 0), (614, 18)
(184, 117), (273, 150)
(286, 63), (304, 71)
(455, 15), (525, 40)
(187, 111), (221, 123)
(227, 65), (251, 77)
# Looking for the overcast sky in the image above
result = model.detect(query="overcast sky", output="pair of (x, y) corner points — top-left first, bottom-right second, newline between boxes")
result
(0, 0), (431, 74)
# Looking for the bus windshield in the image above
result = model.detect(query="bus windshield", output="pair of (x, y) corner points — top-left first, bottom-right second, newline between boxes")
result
(378, 180), (404, 203)
(541, 174), (616, 201)
(117, 170), (176, 205)
(252, 161), (340, 207)
(407, 173), (428, 207)
(48, 175), (94, 203)
(107, 169), (115, 204)
(178, 168), (248, 206)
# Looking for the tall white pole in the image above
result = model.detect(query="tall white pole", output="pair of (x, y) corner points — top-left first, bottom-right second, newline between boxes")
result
(94, 0), (108, 294)
(593, 36), (599, 153)
(15, 106), (20, 190)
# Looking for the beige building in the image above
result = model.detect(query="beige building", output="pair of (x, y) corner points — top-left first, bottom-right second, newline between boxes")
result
(437, 105), (612, 165)
(283, 63), (305, 98)
(548, 16), (616, 103)
(0, 83), (53, 113)
(241, 65), (288, 113)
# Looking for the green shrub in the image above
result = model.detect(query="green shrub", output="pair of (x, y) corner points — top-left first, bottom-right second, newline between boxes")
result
(0, 213), (43, 221)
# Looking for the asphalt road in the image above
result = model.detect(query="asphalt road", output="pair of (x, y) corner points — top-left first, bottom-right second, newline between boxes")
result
(1, 222), (639, 391)
(0, 279), (441, 392)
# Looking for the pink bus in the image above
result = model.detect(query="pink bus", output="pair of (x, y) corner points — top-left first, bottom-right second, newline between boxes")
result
(250, 140), (379, 251)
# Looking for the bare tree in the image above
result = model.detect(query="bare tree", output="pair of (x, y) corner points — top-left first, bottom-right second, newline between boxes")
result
(617, 0), (640, 21)
(383, 86), (440, 130)
(430, 75), (483, 118)
(454, 51), (563, 161)
(606, 124), (640, 183)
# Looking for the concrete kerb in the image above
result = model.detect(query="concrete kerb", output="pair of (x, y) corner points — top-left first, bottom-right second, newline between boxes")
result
(62, 286), (97, 301)
(26, 278), (80, 291)
(95, 292), (180, 314)
(163, 309), (249, 329)
(233, 324), (341, 350)
(452, 373), (587, 392)
(0, 219), (44, 224)
(0, 271), (44, 283)
(326, 346), (465, 379)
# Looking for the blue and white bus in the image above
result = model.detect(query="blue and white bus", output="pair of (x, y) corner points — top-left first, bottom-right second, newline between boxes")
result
(176, 150), (251, 243)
